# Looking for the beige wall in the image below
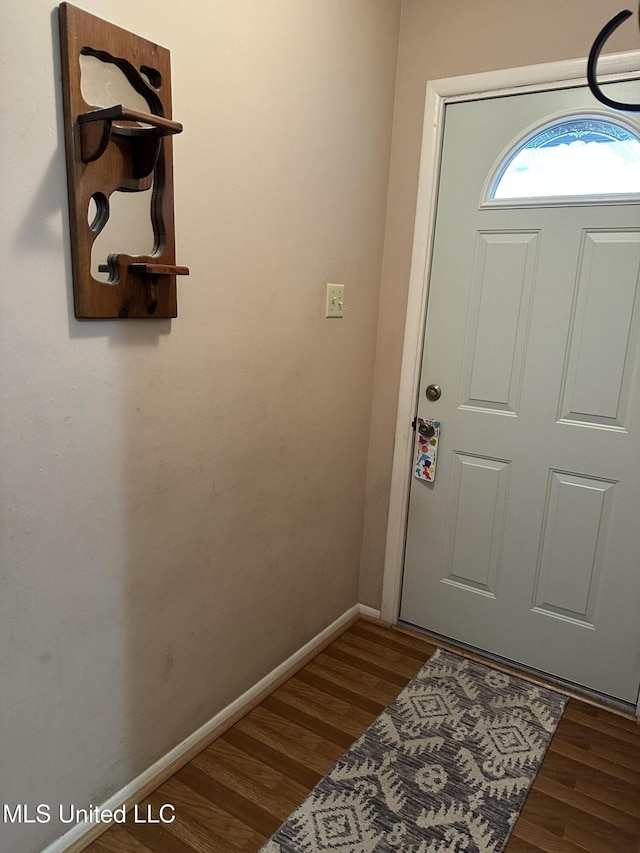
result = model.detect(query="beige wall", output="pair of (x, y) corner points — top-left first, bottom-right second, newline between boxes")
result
(0, 1), (400, 850)
(359, 0), (639, 606)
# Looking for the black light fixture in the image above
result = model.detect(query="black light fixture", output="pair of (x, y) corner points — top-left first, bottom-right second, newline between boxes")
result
(588, 4), (640, 110)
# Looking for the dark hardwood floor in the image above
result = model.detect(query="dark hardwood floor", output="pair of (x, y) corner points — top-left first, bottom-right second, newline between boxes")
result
(86, 620), (640, 853)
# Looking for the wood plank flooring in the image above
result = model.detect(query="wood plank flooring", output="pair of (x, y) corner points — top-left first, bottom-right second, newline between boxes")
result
(86, 620), (640, 853)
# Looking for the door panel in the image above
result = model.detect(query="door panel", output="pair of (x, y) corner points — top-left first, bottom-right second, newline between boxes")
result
(462, 231), (539, 414)
(559, 231), (640, 427)
(532, 470), (616, 625)
(442, 453), (510, 596)
(400, 82), (640, 704)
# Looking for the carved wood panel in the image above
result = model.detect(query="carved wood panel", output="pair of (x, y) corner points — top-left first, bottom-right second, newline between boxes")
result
(59, 3), (188, 318)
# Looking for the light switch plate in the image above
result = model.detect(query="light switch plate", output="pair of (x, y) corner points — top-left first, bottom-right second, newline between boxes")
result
(326, 283), (345, 318)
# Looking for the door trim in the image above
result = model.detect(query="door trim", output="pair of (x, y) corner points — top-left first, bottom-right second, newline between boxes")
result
(380, 49), (640, 716)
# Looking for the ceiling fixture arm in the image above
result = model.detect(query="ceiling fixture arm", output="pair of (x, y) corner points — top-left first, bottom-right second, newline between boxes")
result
(587, 7), (640, 111)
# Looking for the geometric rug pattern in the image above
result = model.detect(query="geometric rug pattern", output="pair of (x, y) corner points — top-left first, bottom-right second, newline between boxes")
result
(259, 648), (567, 853)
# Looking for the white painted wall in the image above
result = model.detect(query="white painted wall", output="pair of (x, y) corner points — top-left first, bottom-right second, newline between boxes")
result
(0, 2), (401, 850)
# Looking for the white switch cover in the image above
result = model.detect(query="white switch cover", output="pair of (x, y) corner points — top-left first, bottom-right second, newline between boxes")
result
(326, 283), (345, 318)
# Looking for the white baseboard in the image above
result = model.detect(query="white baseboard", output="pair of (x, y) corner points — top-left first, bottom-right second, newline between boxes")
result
(42, 604), (367, 853)
(357, 603), (382, 621)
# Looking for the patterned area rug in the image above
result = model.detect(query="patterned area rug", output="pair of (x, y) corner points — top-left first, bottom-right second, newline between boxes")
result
(259, 648), (567, 853)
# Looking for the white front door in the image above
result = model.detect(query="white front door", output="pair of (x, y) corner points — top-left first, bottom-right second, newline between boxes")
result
(400, 82), (640, 705)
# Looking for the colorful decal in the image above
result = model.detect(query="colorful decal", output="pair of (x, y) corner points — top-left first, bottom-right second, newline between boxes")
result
(414, 418), (441, 482)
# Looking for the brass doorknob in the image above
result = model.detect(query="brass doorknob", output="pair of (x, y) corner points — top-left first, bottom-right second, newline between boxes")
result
(426, 384), (442, 401)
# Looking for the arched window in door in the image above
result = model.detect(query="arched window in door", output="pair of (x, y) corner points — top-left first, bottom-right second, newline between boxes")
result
(485, 116), (640, 203)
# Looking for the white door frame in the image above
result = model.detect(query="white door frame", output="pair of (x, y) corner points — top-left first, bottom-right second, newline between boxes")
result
(380, 50), (640, 714)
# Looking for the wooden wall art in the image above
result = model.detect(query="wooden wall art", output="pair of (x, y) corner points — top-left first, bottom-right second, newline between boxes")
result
(59, 3), (188, 318)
